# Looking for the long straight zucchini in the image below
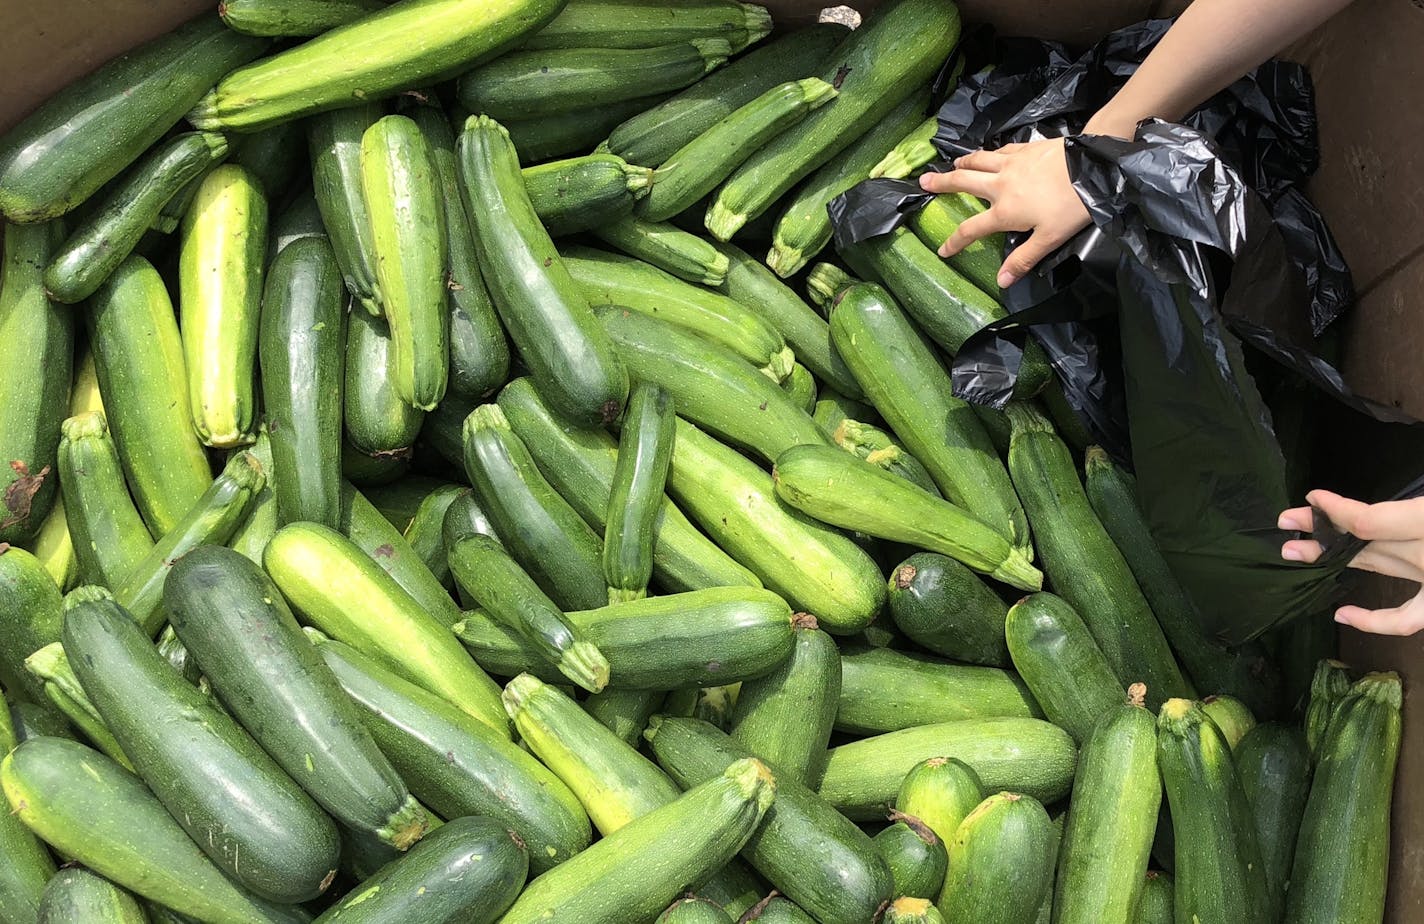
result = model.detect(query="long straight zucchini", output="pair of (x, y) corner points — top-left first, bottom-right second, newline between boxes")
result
(264, 521), (508, 733)
(0, 16), (265, 222)
(706, 0), (959, 238)
(309, 102), (385, 314)
(221, 0), (387, 37)
(345, 310), (425, 457)
(523, 154), (653, 236)
(604, 384), (676, 603)
(506, 95), (670, 164)
(164, 545), (430, 850)
(523, 0), (771, 51)
(908, 193), (1006, 303)
(666, 420), (884, 632)
(457, 116), (628, 425)
(1005, 404), (1191, 708)
(938, 792), (1056, 924)
(836, 646), (1040, 736)
(1004, 593), (1123, 745)
(593, 214), (731, 285)
(55, 413), (152, 589)
(36, 866), (147, 924)
(871, 116), (937, 180)
(1235, 723), (1310, 916)
(339, 481), (462, 628)
(0, 686), (54, 924)
(64, 597), (341, 903)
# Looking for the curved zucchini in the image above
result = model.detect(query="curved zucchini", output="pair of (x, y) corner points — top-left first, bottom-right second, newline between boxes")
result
(57, 413), (154, 587)
(604, 384), (676, 603)
(222, 0), (387, 37)
(1004, 593), (1122, 744)
(36, 866), (146, 924)
(938, 792), (1056, 924)
(523, 154), (652, 236)
(524, 0), (770, 51)
(1235, 723), (1310, 916)
(894, 756), (984, 855)
(309, 102), (384, 314)
(874, 812), (947, 901)
(837, 646), (1040, 735)
(887, 553), (1010, 666)
(593, 214), (730, 285)
(345, 310), (425, 458)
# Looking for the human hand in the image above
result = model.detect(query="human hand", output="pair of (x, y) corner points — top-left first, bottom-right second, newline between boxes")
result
(1279, 489), (1424, 635)
(917, 137), (1091, 289)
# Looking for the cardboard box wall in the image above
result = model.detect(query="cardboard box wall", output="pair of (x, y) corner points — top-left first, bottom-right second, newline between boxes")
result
(3, 0), (1421, 916)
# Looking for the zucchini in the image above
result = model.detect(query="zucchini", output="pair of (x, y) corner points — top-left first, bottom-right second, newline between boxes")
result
(24, 642), (132, 769)
(642, 78), (838, 223)
(313, 636), (592, 873)
(0, 686), (55, 924)
(506, 96), (669, 165)
(706, 0), (959, 238)
(888, 553), (1010, 667)
(360, 114), (450, 411)
(827, 280), (1029, 550)
(114, 450), (267, 635)
(833, 418), (941, 496)
(767, 89), (929, 277)
(264, 521), (508, 733)
(498, 756), (773, 924)
(1053, 685), (1162, 924)
(607, 24), (848, 167)
(782, 362), (817, 413)
(1004, 593), (1123, 745)
(312, 815), (527, 924)
(772, 444), (1042, 591)
(666, 420), (884, 632)
(819, 718), (1077, 818)
(805, 261), (856, 310)
(1083, 447), (1281, 717)
(228, 429), (278, 565)
(0, 16), (265, 222)
(524, 0), (771, 51)
(0, 222), (70, 546)
(1135, 871), (1174, 924)
(1, 737), (305, 924)
(1156, 698), (1271, 923)
(593, 214), (731, 285)
(837, 646), (1040, 736)
(399, 482), (465, 587)
(309, 102), (384, 314)
(728, 613), (840, 786)
(496, 376), (760, 592)
(231, 124), (307, 203)
(221, 0), (387, 37)
(87, 257), (211, 537)
(452, 586), (793, 690)
(269, 190), (327, 260)
(1285, 672), (1402, 924)
(457, 116), (629, 425)
(894, 756), (984, 856)
(939, 792), (1056, 924)
(645, 716), (894, 924)
(1235, 723), (1310, 915)
(57, 413), (154, 587)
(1305, 659), (1351, 758)
(178, 164), (267, 448)
(365, 475), (451, 530)
(36, 866), (146, 924)
(457, 41), (730, 121)
(659, 896), (735, 924)
(884, 897), (945, 924)
(874, 812), (947, 901)
(604, 383), (676, 603)
(345, 310), (424, 458)
(31, 500), (77, 592)
(164, 545), (430, 851)
(584, 687), (665, 747)
(44, 132), (228, 304)
(69, 346), (105, 418)
(7, 700), (74, 745)
(0, 544), (65, 701)
(523, 154), (653, 236)
(741, 896), (815, 923)
(260, 235), (347, 528)
(1005, 404), (1191, 708)
(870, 116), (938, 180)
(908, 193), (1006, 303)
(447, 533), (610, 693)
(1201, 695), (1256, 750)
(569, 246), (794, 380)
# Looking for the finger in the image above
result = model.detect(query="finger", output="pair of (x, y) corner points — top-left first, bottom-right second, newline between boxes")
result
(954, 150), (1010, 173)
(997, 228), (1070, 288)
(918, 171), (957, 193)
(993, 142), (1026, 154)
(1307, 490), (1424, 541)
(1334, 594), (1424, 636)
(1349, 540), (1424, 582)
(939, 210), (1011, 258)
(1281, 539), (1323, 564)
(921, 168), (998, 202)
(1277, 506), (1314, 532)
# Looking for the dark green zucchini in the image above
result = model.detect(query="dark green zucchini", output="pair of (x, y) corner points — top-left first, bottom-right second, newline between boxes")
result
(0, 543), (65, 701)
(523, 0), (771, 52)
(56, 413), (154, 588)
(221, 0), (387, 37)
(894, 756), (984, 856)
(584, 688), (666, 748)
(1134, 871), (1174, 924)
(874, 811), (947, 901)
(399, 482), (466, 587)
(658, 896), (735, 924)
(232, 121), (315, 201)
(739, 895), (816, 923)
(268, 190), (327, 260)
(345, 310), (425, 458)
(36, 866), (147, 924)
(1305, 659), (1352, 759)
(604, 383), (676, 603)
(0, 685), (55, 924)
(886, 553), (1010, 666)
(907, 192), (1005, 303)
(938, 792), (1056, 924)
(1004, 593), (1122, 745)
(309, 102), (385, 314)
(506, 96), (670, 165)
(1235, 722), (1310, 916)
(522, 153), (652, 236)
(593, 214), (731, 285)
(837, 646), (1040, 736)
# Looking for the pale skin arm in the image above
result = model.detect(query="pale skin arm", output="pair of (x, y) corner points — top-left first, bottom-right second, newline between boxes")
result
(920, 0), (1357, 287)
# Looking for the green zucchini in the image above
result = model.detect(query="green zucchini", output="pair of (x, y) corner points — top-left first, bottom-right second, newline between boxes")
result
(309, 102), (384, 314)
(908, 193), (1005, 303)
(569, 246), (794, 380)
(728, 613), (839, 786)
(805, 261), (856, 311)
(782, 362), (817, 414)
(264, 521), (508, 733)
(870, 116), (938, 180)
(457, 116), (628, 425)
(44, 132), (228, 304)
(658, 896), (735, 924)
(1235, 723), (1310, 916)
(0, 16), (265, 222)
(663, 685), (739, 730)
(883, 897), (945, 924)
(56, 413), (153, 587)
(832, 418), (941, 495)
(0, 685), (56, 924)
(522, 153), (653, 236)
(894, 756), (984, 855)
(260, 234), (346, 528)
(0, 222), (70, 546)
(1156, 698), (1271, 923)
(345, 310), (425, 458)
(767, 90), (929, 277)
(24, 642), (131, 769)
(1053, 685), (1161, 924)
(227, 429), (278, 565)
(706, 0), (959, 238)
(312, 636), (591, 873)
(819, 718), (1077, 818)
(458, 41), (730, 121)
(7, 700), (74, 745)
(1005, 404), (1191, 708)
(399, 482), (465, 587)
(1134, 872), (1174, 924)
(364, 475), (451, 530)
(827, 280), (1029, 550)
(643, 78), (837, 223)
(938, 792), (1056, 924)
(312, 815), (527, 924)
(178, 164), (267, 448)
(666, 420), (884, 632)
(269, 190), (327, 260)
(452, 586), (792, 690)
(506, 96), (669, 165)
(605, 384), (676, 603)
(1305, 659), (1351, 758)
(772, 444), (1042, 591)
(646, 716), (894, 924)
(1201, 695), (1256, 750)
(221, 0), (387, 37)
(114, 450), (266, 635)
(496, 377), (760, 592)
(224, 119), (311, 213)
(740, 895), (816, 923)
(361, 114), (450, 411)
(524, 0), (770, 51)
(837, 646), (1040, 736)
(31, 500), (78, 592)
(36, 865), (146, 924)
(164, 545), (430, 850)
(584, 688), (665, 747)
(607, 24), (848, 167)
(1285, 672), (1402, 924)
(887, 553), (1009, 667)
(1, 737), (306, 924)
(874, 812), (947, 901)
(1004, 593), (1122, 744)
(0, 544), (64, 701)
(1083, 447), (1281, 717)
(593, 214), (731, 284)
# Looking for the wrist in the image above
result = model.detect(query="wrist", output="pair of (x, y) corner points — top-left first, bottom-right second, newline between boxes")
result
(1082, 105), (1141, 140)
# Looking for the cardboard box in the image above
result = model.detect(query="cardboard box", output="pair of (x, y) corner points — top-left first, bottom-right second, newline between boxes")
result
(3, 0), (1420, 916)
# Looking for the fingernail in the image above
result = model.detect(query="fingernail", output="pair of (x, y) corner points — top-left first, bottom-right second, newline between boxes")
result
(918, 174), (933, 189)
(997, 272), (1018, 288)
(1282, 547), (1303, 562)
(1278, 515), (1301, 531)
(1334, 609), (1352, 625)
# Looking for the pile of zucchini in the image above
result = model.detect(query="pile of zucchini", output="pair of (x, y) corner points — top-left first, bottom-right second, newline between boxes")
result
(0, 0), (1402, 922)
